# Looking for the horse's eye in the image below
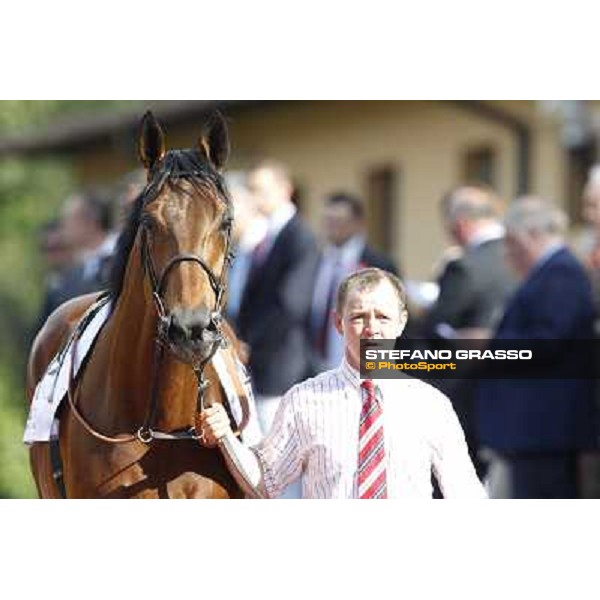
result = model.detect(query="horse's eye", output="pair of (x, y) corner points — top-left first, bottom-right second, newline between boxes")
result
(220, 217), (232, 232)
(141, 214), (157, 232)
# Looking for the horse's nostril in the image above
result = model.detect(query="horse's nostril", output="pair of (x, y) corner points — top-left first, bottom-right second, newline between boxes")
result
(168, 319), (189, 343)
(190, 325), (205, 341)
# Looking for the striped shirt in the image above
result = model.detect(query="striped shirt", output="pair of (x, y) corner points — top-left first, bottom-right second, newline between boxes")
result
(253, 359), (486, 499)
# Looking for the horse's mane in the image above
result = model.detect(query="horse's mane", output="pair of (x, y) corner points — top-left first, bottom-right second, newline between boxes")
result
(108, 148), (230, 304)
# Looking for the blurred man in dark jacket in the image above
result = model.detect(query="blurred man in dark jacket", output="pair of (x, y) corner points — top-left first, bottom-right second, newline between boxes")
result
(308, 191), (399, 374)
(237, 160), (318, 419)
(37, 190), (115, 326)
(476, 197), (598, 498)
(424, 185), (514, 339)
(422, 185), (515, 477)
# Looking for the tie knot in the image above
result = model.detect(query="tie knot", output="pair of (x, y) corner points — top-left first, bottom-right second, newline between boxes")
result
(361, 379), (375, 395)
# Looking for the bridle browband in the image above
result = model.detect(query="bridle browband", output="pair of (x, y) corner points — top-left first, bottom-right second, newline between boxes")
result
(66, 155), (237, 446)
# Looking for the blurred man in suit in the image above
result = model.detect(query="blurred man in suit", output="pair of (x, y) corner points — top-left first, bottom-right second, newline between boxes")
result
(424, 185), (514, 339)
(308, 191), (399, 374)
(37, 190), (115, 325)
(476, 197), (598, 498)
(422, 185), (515, 477)
(237, 160), (318, 459)
(224, 170), (267, 330)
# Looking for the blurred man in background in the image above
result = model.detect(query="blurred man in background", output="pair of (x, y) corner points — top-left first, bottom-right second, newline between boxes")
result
(308, 191), (399, 374)
(224, 170), (267, 329)
(34, 219), (76, 336)
(113, 169), (146, 231)
(476, 197), (598, 498)
(422, 185), (515, 477)
(38, 190), (114, 324)
(423, 185), (514, 340)
(236, 160), (318, 491)
(575, 165), (600, 312)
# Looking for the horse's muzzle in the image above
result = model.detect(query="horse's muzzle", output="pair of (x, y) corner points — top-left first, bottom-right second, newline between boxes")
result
(166, 306), (222, 363)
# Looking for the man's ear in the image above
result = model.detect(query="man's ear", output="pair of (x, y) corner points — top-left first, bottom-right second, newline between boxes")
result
(397, 309), (409, 337)
(334, 311), (344, 336)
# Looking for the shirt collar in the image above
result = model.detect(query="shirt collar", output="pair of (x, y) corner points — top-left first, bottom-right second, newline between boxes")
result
(337, 234), (365, 262)
(339, 356), (360, 387)
(532, 241), (564, 272)
(467, 222), (505, 248)
(339, 357), (385, 403)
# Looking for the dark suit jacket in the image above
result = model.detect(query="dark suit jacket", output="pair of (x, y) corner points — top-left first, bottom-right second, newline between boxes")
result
(475, 247), (598, 453)
(419, 238), (514, 471)
(424, 237), (515, 335)
(237, 214), (318, 396)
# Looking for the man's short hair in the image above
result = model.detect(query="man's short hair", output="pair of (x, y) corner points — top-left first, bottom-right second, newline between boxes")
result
(336, 267), (407, 315)
(327, 191), (366, 220)
(504, 196), (568, 237)
(442, 184), (501, 222)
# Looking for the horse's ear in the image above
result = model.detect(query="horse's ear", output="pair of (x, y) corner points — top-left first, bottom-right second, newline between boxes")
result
(138, 111), (166, 171)
(198, 112), (230, 171)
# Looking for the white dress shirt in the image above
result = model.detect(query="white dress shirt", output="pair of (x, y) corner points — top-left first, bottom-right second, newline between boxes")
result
(253, 359), (486, 499)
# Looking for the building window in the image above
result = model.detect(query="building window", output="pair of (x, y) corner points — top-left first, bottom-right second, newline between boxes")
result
(463, 146), (496, 187)
(365, 165), (399, 256)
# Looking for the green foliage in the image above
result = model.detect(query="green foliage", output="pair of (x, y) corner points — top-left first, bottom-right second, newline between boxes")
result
(0, 101), (140, 497)
(0, 157), (74, 498)
(0, 100), (141, 135)
(0, 363), (36, 498)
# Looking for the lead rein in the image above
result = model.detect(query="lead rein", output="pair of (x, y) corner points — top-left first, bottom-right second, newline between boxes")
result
(218, 431), (266, 499)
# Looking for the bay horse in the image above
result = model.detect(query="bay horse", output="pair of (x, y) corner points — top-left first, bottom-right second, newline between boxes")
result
(26, 111), (247, 498)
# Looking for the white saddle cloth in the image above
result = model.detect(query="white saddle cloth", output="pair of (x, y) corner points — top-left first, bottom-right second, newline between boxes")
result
(23, 298), (262, 446)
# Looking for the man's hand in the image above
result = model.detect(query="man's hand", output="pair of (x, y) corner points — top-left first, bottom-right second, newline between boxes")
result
(198, 404), (232, 447)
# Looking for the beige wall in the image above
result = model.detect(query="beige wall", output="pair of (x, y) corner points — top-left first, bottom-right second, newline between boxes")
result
(70, 100), (568, 281)
(225, 101), (518, 279)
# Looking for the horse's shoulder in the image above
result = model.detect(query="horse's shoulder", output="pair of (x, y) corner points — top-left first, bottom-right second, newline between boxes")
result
(27, 292), (103, 400)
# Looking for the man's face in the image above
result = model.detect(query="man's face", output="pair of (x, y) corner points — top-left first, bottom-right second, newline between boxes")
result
(444, 215), (473, 247)
(323, 202), (361, 246)
(248, 168), (286, 217)
(61, 196), (93, 250)
(335, 279), (407, 370)
(230, 186), (256, 243)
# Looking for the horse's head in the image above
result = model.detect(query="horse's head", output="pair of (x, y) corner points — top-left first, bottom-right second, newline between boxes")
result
(134, 111), (233, 367)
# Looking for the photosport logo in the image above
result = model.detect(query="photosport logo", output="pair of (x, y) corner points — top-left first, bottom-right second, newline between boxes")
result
(360, 339), (599, 380)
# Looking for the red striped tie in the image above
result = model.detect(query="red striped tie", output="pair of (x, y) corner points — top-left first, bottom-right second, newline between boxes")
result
(358, 380), (388, 499)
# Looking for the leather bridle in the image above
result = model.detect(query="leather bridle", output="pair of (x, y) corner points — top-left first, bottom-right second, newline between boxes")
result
(139, 208), (231, 366)
(66, 166), (237, 446)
